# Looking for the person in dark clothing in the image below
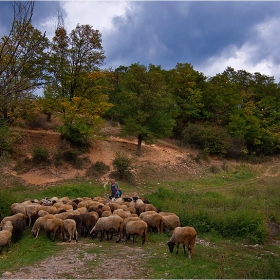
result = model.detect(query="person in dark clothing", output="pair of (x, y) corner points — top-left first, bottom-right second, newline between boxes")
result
(110, 179), (118, 198)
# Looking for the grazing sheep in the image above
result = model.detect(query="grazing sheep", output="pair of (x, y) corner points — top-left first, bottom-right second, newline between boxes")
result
(125, 220), (148, 245)
(0, 230), (12, 254)
(55, 212), (74, 220)
(76, 207), (88, 215)
(63, 219), (78, 242)
(44, 218), (64, 242)
(167, 226), (197, 259)
(161, 214), (181, 232)
(31, 214), (55, 238)
(90, 215), (124, 242)
(66, 215), (82, 236)
(38, 209), (50, 217)
(0, 213), (26, 230)
(136, 203), (158, 215)
(139, 211), (157, 219)
(25, 204), (39, 226)
(12, 218), (26, 243)
(80, 213), (97, 237)
(113, 209), (131, 220)
(2, 221), (13, 232)
(141, 213), (163, 233)
(37, 205), (58, 214)
(30, 213), (40, 227)
(101, 210), (112, 217)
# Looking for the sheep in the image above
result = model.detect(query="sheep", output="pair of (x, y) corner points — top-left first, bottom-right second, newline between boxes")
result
(90, 215), (124, 243)
(25, 204), (40, 226)
(2, 221), (13, 232)
(66, 215), (82, 236)
(101, 210), (112, 217)
(167, 226), (197, 259)
(30, 213), (40, 227)
(123, 216), (141, 237)
(38, 209), (50, 217)
(0, 213), (26, 230)
(80, 213), (97, 237)
(141, 213), (163, 233)
(0, 230), (12, 254)
(55, 212), (74, 220)
(139, 211), (157, 219)
(12, 218), (26, 243)
(63, 219), (78, 242)
(125, 220), (148, 245)
(161, 214), (181, 232)
(10, 203), (26, 216)
(136, 203), (158, 215)
(76, 207), (88, 214)
(113, 209), (131, 220)
(31, 214), (55, 238)
(44, 218), (64, 242)
(37, 205), (58, 214)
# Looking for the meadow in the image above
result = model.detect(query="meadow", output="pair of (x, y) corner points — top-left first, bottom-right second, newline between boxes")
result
(0, 162), (280, 278)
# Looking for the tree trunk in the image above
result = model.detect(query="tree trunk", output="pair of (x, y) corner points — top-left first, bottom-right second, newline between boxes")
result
(137, 135), (142, 156)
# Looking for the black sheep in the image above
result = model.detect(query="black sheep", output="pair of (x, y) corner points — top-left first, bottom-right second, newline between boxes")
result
(12, 218), (26, 243)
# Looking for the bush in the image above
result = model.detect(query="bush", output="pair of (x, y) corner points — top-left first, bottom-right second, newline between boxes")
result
(182, 123), (231, 156)
(32, 146), (49, 164)
(112, 152), (133, 179)
(59, 124), (89, 146)
(0, 126), (19, 156)
(86, 161), (110, 177)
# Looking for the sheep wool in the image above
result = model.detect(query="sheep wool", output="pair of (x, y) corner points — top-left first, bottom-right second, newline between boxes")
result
(167, 226), (197, 259)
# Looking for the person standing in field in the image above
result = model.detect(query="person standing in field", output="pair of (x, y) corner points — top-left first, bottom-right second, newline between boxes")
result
(110, 178), (118, 198)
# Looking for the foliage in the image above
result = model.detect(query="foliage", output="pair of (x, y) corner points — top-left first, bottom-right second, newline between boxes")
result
(86, 161), (110, 177)
(182, 123), (231, 155)
(59, 123), (90, 146)
(0, 126), (19, 156)
(0, 1), (50, 121)
(112, 152), (133, 179)
(32, 146), (49, 163)
(112, 63), (178, 156)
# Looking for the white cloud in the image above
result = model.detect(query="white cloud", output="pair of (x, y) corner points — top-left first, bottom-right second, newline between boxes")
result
(61, 1), (131, 32)
(200, 17), (280, 81)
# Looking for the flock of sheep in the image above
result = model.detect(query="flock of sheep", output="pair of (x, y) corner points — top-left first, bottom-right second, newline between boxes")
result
(0, 195), (197, 259)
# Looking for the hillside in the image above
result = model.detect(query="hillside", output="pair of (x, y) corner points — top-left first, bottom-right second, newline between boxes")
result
(2, 120), (229, 188)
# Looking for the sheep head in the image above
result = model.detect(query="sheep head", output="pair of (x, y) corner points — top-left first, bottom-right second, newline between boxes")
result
(167, 241), (175, 253)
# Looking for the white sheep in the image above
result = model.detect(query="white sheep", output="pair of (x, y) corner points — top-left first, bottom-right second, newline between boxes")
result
(125, 220), (148, 245)
(167, 226), (197, 259)
(0, 230), (12, 254)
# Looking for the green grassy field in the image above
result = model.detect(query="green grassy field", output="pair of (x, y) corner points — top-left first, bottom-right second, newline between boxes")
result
(0, 162), (280, 278)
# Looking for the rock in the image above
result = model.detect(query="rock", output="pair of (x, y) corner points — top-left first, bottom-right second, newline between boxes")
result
(2, 271), (12, 277)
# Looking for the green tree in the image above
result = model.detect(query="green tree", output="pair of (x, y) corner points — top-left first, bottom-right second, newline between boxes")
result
(166, 63), (206, 136)
(0, 1), (50, 121)
(113, 63), (178, 156)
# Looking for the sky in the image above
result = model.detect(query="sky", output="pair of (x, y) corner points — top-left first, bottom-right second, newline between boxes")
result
(1, 1), (280, 82)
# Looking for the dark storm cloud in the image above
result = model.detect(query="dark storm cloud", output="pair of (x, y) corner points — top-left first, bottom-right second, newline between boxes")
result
(103, 1), (280, 71)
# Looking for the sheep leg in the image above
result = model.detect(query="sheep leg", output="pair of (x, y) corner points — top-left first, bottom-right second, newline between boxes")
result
(183, 244), (186, 254)
(176, 244), (179, 254)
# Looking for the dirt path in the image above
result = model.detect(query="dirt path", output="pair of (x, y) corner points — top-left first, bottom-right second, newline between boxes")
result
(7, 239), (154, 279)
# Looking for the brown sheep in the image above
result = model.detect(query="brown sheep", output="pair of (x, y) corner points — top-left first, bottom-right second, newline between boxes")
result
(63, 219), (78, 242)
(44, 218), (64, 242)
(167, 226), (197, 259)
(125, 220), (148, 245)
(141, 213), (163, 233)
(0, 230), (12, 254)
(0, 213), (26, 230)
(31, 214), (55, 238)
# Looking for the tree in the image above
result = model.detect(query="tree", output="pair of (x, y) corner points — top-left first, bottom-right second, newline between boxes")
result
(113, 63), (178, 156)
(0, 1), (50, 121)
(166, 63), (206, 136)
(49, 23), (106, 99)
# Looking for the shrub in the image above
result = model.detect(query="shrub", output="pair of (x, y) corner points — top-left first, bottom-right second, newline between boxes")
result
(59, 124), (89, 146)
(0, 126), (19, 156)
(32, 146), (49, 163)
(112, 152), (133, 179)
(182, 123), (231, 156)
(86, 161), (110, 177)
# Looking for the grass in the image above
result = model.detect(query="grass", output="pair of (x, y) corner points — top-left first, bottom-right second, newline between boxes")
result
(0, 162), (280, 278)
